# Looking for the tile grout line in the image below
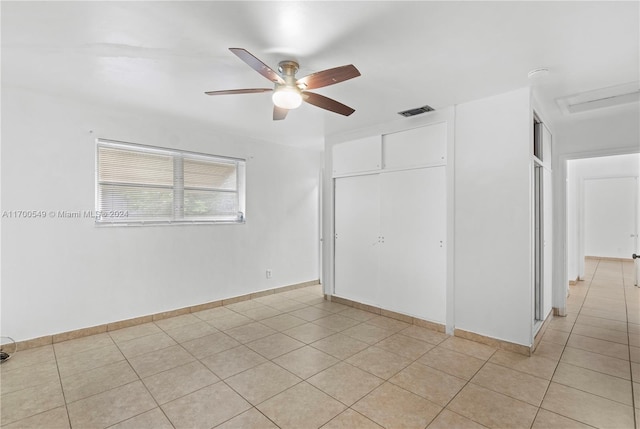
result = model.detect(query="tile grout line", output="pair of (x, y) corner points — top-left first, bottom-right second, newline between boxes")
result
(219, 304), (440, 427)
(196, 292), (329, 427)
(50, 345), (74, 429)
(107, 327), (175, 429)
(326, 330), (458, 427)
(621, 260), (638, 429)
(542, 260), (638, 426)
(130, 327), (288, 428)
(132, 299), (476, 428)
(527, 258), (598, 428)
(421, 346), (499, 429)
(210, 325), (345, 428)
(326, 408), (381, 428)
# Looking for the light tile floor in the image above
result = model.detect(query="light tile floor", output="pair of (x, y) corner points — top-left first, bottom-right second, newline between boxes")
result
(1, 258), (638, 428)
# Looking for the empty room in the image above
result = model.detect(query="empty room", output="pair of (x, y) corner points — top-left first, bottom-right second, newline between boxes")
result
(1, 1), (639, 428)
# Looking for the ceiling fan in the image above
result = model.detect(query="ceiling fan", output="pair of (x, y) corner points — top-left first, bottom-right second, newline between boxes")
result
(205, 48), (361, 120)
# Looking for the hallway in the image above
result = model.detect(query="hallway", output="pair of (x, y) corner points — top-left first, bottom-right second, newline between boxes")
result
(534, 258), (638, 428)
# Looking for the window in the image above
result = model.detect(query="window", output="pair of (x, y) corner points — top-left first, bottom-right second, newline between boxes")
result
(96, 139), (245, 225)
(533, 114), (543, 161)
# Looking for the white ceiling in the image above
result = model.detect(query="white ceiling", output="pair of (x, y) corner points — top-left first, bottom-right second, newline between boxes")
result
(2, 1), (638, 149)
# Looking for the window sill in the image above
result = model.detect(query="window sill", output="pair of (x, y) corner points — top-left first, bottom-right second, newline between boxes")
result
(95, 220), (246, 227)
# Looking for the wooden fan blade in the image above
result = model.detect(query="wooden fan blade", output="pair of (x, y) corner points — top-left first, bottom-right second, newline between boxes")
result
(205, 88), (272, 95)
(273, 106), (289, 121)
(303, 92), (355, 116)
(229, 48), (285, 84)
(297, 65), (360, 90)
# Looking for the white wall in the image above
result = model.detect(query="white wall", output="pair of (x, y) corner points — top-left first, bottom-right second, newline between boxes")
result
(454, 87), (533, 346)
(1, 87), (321, 342)
(567, 154), (639, 277)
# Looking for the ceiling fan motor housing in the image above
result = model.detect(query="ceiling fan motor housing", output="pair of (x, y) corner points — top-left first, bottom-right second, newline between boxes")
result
(278, 61), (301, 89)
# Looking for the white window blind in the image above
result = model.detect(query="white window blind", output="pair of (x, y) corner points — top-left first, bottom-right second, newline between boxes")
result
(96, 139), (245, 225)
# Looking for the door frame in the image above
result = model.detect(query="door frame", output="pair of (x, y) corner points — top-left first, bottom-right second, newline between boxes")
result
(556, 148), (640, 316)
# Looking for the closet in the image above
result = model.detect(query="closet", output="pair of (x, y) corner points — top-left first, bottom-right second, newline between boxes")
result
(332, 122), (447, 324)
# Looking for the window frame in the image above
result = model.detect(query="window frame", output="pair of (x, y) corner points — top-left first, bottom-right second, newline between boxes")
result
(95, 138), (246, 226)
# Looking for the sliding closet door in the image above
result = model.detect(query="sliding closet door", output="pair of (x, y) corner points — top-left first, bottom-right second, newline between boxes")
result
(334, 174), (380, 304)
(379, 166), (447, 323)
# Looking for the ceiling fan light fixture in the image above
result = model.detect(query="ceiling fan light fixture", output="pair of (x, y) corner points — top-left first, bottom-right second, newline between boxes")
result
(272, 86), (302, 109)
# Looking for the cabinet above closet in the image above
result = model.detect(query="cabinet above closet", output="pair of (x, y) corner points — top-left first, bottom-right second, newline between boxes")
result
(332, 135), (381, 177)
(332, 121), (447, 178)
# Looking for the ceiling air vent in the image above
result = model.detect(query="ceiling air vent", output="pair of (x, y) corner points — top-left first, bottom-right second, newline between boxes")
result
(556, 82), (639, 115)
(398, 105), (434, 117)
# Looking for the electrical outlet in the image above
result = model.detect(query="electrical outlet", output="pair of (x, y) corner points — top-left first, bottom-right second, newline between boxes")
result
(266, 269), (272, 279)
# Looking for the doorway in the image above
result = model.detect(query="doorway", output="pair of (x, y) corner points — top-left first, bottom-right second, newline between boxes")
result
(566, 154), (640, 282)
